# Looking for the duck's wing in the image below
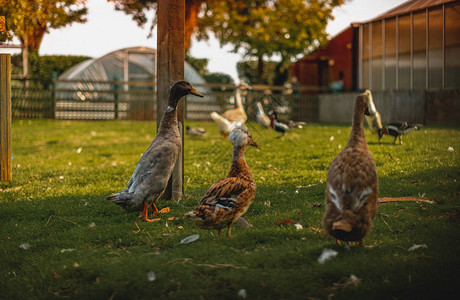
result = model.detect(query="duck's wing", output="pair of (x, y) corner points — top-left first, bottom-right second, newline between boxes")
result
(200, 176), (253, 207)
(119, 134), (179, 196)
(327, 149), (378, 213)
(126, 158), (156, 194)
(195, 127), (206, 134)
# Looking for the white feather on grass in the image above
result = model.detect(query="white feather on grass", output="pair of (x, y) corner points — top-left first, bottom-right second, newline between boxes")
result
(147, 271), (156, 282)
(408, 244), (427, 251)
(179, 234), (200, 244)
(317, 249), (338, 264)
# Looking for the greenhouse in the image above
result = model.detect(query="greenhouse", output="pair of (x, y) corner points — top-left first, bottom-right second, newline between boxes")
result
(56, 47), (217, 120)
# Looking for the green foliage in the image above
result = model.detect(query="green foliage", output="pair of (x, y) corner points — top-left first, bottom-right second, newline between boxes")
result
(237, 59), (278, 85)
(204, 72), (235, 84)
(0, 0), (87, 53)
(111, 0), (347, 84)
(1, 120), (459, 299)
(185, 54), (209, 77)
(11, 54), (91, 80)
(198, 0), (346, 83)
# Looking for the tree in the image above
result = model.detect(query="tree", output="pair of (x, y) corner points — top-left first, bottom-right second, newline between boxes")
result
(110, 0), (203, 52)
(0, 0), (87, 76)
(237, 60), (278, 85)
(197, 0), (345, 84)
(111, 0), (346, 84)
(185, 54), (209, 77)
(204, 72), (234, 85)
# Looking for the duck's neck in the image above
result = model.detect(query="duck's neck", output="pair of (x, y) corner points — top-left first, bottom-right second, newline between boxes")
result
(228, 145), (252, 179)
(158, 97), (179, 133)
(347, 102), (366, 146)
(235, 89), (243, 109)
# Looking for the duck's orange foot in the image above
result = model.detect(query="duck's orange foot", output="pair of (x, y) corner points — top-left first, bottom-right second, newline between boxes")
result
(140, 202), (163, 222)
(158, 207), (170, 213)
(143, 217), (161, 222)
(336, 239), (342, 245)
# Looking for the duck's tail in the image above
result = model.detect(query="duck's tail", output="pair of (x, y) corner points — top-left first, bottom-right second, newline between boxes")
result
(185, 210), (200, 221)
(401, 123), (422, 135)
(106, 192), (131, 210)
(210, 111), (228, 124)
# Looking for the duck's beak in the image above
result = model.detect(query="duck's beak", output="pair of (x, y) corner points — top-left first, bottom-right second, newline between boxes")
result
(190, 88), (204, 97)
(248, 139), (258, 148)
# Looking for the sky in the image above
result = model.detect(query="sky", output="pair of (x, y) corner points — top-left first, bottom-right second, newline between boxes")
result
(2, 0), (408, 82)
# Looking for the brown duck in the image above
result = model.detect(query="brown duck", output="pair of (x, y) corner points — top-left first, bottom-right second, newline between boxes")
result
(107, 81), (203, 221)
(323, 93), (379, 245)
(185, 126), (257, 237)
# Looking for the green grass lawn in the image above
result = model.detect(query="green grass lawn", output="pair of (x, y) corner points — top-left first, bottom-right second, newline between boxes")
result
(1, 119), (459, 299)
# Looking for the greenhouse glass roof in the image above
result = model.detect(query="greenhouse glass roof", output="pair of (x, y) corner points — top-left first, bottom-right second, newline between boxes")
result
(58, 46), (206, 85)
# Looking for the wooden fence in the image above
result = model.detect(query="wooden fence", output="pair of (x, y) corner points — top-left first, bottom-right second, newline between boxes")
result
(10, 78), (319, 122)
(8, 77), (460, 125)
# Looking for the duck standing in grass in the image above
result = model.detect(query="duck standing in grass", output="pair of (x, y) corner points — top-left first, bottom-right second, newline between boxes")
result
(363, 89), (382, 133)
(378, 121), (421, 144)
(323, 93), (379, 246)
(186, 126), (206, 137)
(107, 81), (203, 222)
(256, 101), (271, 128)
(210, 112), (245, 137)
(185, 126), (257, 237)
(269, 110), (290, 138)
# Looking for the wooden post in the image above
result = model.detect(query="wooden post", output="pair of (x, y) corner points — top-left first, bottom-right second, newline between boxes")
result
(0, 54), (12, 181)
(157, 0), (185, 200)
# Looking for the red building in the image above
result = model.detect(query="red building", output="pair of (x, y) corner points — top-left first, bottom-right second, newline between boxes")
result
(292, 0), (460, 92)
(291, 25), (359, 92)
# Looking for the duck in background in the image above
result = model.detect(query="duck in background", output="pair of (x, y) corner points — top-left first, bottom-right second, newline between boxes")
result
(269, 110), (290, 138)
(210, 112), (245, 137)
(323, 93), (379, 246)
(363, 89), (382, 133)
(185, 126), (257, 237)
(221, 82), (251, 123)
(269, 109), (305, 129)
(256, 101), (271, 128)
(378, 121), (422, 144)
(107, 81), (204, 222)
(186, 126), (206, 137)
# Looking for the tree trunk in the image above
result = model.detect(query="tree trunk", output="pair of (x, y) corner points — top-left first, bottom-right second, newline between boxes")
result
(273, 60), (289, 86)
(257, 56), (264, 84)
(22, 43), (28, 78)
